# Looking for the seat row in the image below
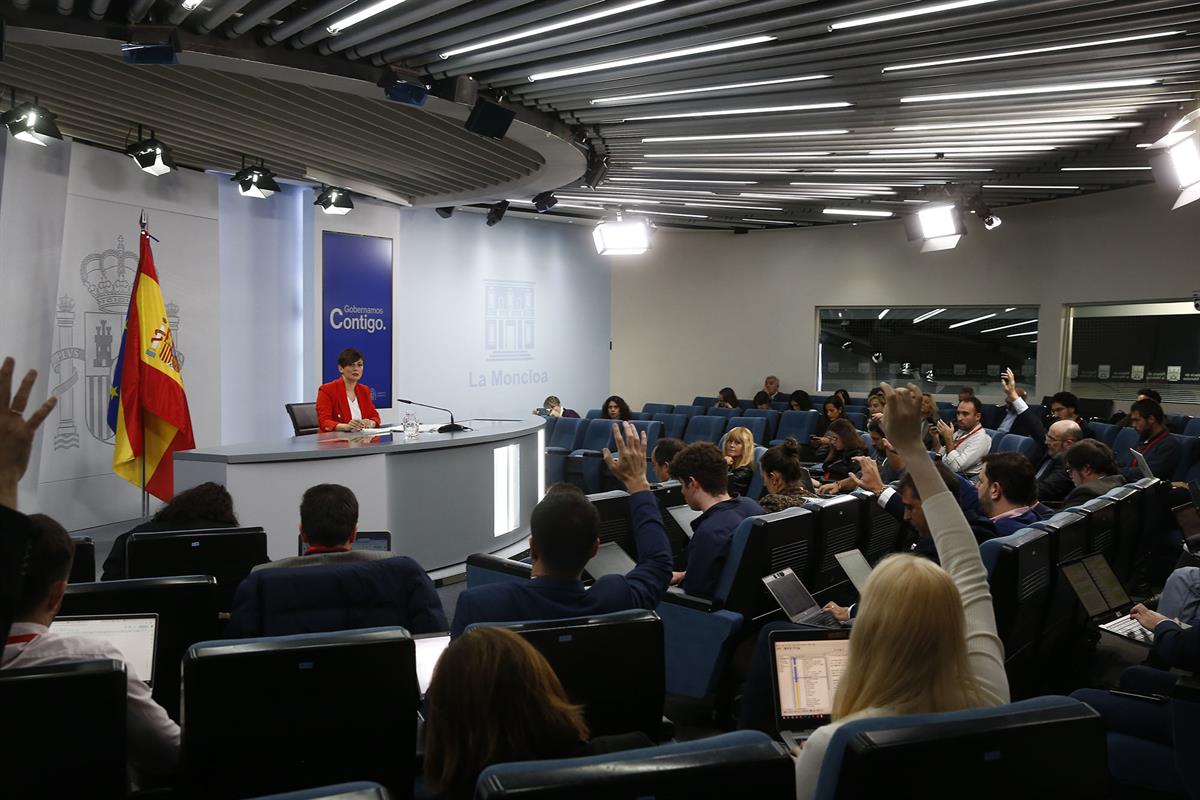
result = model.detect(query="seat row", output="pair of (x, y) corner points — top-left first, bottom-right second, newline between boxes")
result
(1089, 421), (1200, 481)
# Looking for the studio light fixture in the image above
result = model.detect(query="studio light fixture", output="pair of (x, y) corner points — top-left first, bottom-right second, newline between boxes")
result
(327, 0), (409, 35)
(901, 78), (1158, 104)
(642, 129), (848, 143)
(593, 216), (651, 255)
(627, 209), (708, 218)
(1148, 107), (1200, 209)
(125, 125), (176, 176)
(532, 191), (557, 213)
(965, 195), (1002, 229)
(883, 30), (1183, 72)
(486, 200), (509, 226)
(231, 157), (280, 199)
(624, 102), (850, 121)
(1, 90), (62, 146)
(181, 0), (203, 7)
(830, 0), (999, 30)
(820, 208), (894, 217)
(315, 185), (354, 215)
(592, 74), (830, 104)
(435, 207), (455, 219)
(528, 35), (775, 81)
(632, 166), (799, 174)
(905, 204), (965, 252)
(983, 184), (1080, 190)
(442, 0), (665, 59)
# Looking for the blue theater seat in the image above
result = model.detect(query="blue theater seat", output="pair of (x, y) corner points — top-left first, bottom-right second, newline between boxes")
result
(1172, 432), (1199, 481)
(980, 528), (1051, 697)
(737, 398), (755, 410)
(68, 535), (95, 583)
(642, 402), (674, 415)
(743, 408), (781, 440)
(803, 495), (863, 592)
(465, 552), (532, 589)
(1186, 417), (1200, 437)
(1168, 414), (1193, 434)
(584, 408), (603, 420)
(1089, 421), (1119, 448)
(542, 414), (558, 441)
(981, 405), (1006, 429)
(544, 417), (587, 484)
(683, 415), (726, 444)
(651, 412), (686, 439)
(939, 407), (957, 424)
(770, 401), (791, 412)
(707, 407), (740, 419)
(771, 410), (819, 446)
(1111, 426), (1140, 467)
(673, 404), (705, 419)
(845, 411), (866, 430)
(996, 432), (1038, 462)
(727, 416), (768, 445)
(985, 429), (1003, 451)
(744, 446), (768, 501)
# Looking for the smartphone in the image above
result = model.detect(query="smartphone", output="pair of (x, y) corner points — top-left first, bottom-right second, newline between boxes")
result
(534, 407), (550, 417)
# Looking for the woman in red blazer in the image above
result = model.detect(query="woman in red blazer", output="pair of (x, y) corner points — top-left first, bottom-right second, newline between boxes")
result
(316, 348), (382, 432)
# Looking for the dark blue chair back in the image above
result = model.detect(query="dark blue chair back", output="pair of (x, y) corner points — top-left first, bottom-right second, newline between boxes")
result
(996, 433), (1038, 461)
(547, 417), (586, 452)
(1089, 421), (1119, 448)
(743, 408), (781, 439)
(575, 418), (617, 453)
(737, 398), (755, 410)
(642, 402), (674, 415)
(651, 413), (687, 439)
(543, 414), (558, 441)
(1168, 414), (1193, 434)
(630, 411), (650, 421)
(854, 489), (905, 563)
(1186, 417), (1200, 437)
(1111, 426), (1140, 467)
(985, 429), (1003, 451)
(939, 407), (957, 424)
(674, 404), (705, 419)
(683, 415), (726, 444)
(981, 405), (1006, 429)
(584, 408), (603, 420)
(68, 536), (95, 583)
(773, 410), (819, 445)
(770, 401), (791, 412)
(707, 407), (739, 419)
(727, 416), (768, 446)
(1068, 496), (1119, 561)
(980, 528), (1051, 697)
(845, 411), (866, 430)
(804, 495), (864, 591)
(1172, 433), (1199, 481)
(692, 396), (717, 407)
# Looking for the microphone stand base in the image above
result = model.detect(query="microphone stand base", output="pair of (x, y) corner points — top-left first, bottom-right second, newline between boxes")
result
(438, 423), (469, 433)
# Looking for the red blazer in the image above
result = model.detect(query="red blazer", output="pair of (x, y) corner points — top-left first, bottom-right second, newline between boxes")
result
(316, 379), (382, 432)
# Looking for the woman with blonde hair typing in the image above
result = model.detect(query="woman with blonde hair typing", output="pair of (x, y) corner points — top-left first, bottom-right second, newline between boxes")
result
(793, 382), (1009, 799)
(723, 426), (756, 497)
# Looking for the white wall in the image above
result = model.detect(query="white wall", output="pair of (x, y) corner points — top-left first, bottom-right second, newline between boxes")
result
(610, 183), (1200, 409)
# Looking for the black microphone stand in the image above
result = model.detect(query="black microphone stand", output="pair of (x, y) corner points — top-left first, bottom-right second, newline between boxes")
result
(396, 398), (469, 433)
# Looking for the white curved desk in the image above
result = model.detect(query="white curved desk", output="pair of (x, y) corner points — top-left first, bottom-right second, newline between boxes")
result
(173, 419), (545, 568)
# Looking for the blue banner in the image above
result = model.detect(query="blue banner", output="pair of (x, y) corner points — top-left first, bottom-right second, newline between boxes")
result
(322, 232), (393, 409)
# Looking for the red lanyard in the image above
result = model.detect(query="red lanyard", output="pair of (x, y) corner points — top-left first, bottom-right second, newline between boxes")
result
(1139, 429), (1169, 453)
(304, 544), (350, 555)
(5, 633), (38, 645)
(957, 425), (983, 444)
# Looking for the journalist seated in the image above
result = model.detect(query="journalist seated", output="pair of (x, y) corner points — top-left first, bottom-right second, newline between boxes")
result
(451, 422), (672, 637)
(253, 483), (393, 572)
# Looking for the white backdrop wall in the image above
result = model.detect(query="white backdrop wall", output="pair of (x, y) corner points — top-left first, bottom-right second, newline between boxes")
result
(610, 184), (1200, 409)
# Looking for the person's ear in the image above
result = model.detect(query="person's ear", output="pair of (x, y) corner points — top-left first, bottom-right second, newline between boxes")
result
(299, 525), (309, 544)
(529, 539), (540, 563)
(348, 525), (358, 544)
(590, 539), (600, 558)
(47, 579), (68, 616)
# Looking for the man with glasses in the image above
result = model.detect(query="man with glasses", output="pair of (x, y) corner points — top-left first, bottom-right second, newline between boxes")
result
(1048, 391), (1093, 439)
(1035, 420), (1083, 502)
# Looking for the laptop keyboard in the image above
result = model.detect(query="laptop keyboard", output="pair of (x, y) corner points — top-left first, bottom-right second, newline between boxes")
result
(1100, 615), (1154, 643)
(804, 611), (841, 628)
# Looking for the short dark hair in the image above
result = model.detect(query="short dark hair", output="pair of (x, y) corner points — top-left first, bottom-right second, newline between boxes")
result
(898, 461), (960, 501)
(16, 514), (74, 617)
(1065, 439), (1119, 476)
(823, 395), (845, 412)
(959, 397), (983, 415)
(1130, 398), (1165, 424)
(867, 419), (885, 436)
(153, 482), (238, 527)
(788, 390), (812, 411)
(336, 348), (364, 367)
(959, 386), (975, 395)
(753, 390), (771, 406)
(1050, 391), (1079, 412)
(981, 453), (1036, 506)
(530, 488), (599, 575)
(543, 395), (561, 408)
(652, 437), (685, 468)
(669, 442), (729, 495)
(718, 387), (738, 406)
(759, 437), (805, 484)
(1136, 388), (1162, 404)
(299, 483), (359, 546)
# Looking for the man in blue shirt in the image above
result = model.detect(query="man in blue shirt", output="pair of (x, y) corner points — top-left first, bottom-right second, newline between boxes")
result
(977, 452), (1050, 536)
(451, 422), (672, 636)
(669, 442), (764, 599)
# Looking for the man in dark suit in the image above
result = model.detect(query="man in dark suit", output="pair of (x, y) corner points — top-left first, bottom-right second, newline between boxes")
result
(1121, 398), (1181, 482)
(993, 368), (1046, 462)
(1062, 439), (1125, 507)
(451, 422), (672, 636)
(1035, 420), (1083, 502)
(977, 453), (1051, 536)
(763, 375), (784, 402)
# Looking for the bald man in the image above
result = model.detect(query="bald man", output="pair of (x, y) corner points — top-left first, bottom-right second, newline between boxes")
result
(1035, 419), (1083, 502)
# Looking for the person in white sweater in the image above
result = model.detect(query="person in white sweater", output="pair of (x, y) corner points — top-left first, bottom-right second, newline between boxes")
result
(793, 382), (1010, 800)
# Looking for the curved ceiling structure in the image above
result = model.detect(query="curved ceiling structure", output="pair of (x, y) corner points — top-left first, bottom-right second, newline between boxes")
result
(1, 0), (1198, 226)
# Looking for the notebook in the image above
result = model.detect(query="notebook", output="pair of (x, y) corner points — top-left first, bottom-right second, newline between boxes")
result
(833, 549), (873, 594)
(51, 613), (158, 685)
(584, 542), (638, 579)
(1060, 554), (1153, 646)
(770, 627), (851, 750)
(762, 568), (843, 628)
(666, 505), (702, 538)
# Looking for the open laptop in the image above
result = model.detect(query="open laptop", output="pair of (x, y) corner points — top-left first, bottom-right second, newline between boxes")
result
(50, 613), (158, 685)
(584, 542), (637, 579)
(1060, 554), (1153, 645)
(1132, 452), (1156, 480)
(762, 568), (843, 628)
(296, 530), (392, 556)
(413, 633), (450, 696)
(666, 504), (702, 538)
(834, 549), (873, 594)
(770, 627), (851, 750)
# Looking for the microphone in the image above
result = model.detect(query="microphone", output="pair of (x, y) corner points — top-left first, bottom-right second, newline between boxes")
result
(396, 398), (469, 433)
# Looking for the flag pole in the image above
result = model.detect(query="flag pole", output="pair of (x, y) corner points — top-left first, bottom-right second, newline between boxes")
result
(139, 209), (150, 520)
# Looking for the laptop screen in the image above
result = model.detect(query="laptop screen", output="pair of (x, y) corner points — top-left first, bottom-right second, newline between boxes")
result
(586, 542), (637, 579)
(1082, 554), (1131, 610)
(834, 549), (872, 593)
(1133, 452), (1155, 480)
(353, 532), (391, 552)
(51, 614), (157, 684)
(667, 505), (702, 537)
(1061, 561), (1111, 617)
(413, 634), (450, 695)
(773, 636), (850, 723)
(762, 568), (819, 621)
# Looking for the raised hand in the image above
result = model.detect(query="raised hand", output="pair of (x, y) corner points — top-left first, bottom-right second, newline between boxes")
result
(1001, 367), (1019, 403)
(0, 357), (58, 510)
(603, 421), (651, 493)
(880, 382), (927, 455)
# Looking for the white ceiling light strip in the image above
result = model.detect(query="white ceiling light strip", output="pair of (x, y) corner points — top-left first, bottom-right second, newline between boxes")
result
(528, 34), (775, 81)
(644, 151), (832, 158)
(883, 30), (1183, 72)
(947, 312), (997, 329)
(983, 184), (1080, 190)
(326, 0), (408, 35)
(609, 177), (757, 185)
(642, 129), (849, 143)
(912, 308), (948, 324)
(591, 74), (829, 104)
(894, 115), (1135, 131)
(821, 208), (894, 217)
(1060, 165), (1151, 171)
(980, 318), (1038, 333)
(441, 0), (666, 58)
(626, 209), (709, 218)
(632, 166), (801, 174)
(830, 0), (1000, 30)
(901, 78), (1158, 103)
(623, 101), (851, 121)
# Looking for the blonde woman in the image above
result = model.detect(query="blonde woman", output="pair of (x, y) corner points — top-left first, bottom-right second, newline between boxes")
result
(793, 383), (1009, 799)
(723, 426), (756, 497)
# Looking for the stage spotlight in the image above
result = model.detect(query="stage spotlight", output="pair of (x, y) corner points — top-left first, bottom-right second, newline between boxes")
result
(1, 91), (62, 146)
(435, 207), (455, 219)
(231, 158), (280, 199)
(904, 203), (965, 252)
(965, 194), (1002, 230)
(1149, 108), (1200, 209)
(593, 217), (651, 255)
(532, 191), (557, 212)
(583, 154), (609, 188)
(125, 126), (176, 176)
(315, 185), (353, 215)
(381, 77), (429, 107)
(486, 200), (509, 226)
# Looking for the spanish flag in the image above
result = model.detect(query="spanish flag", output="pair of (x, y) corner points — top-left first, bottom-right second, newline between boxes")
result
(107, 230), (195, 501)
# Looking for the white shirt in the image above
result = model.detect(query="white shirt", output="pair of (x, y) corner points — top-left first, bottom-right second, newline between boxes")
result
(3, 621), (180, 777)
(996, 397), (1029, 434)
(347, 393), (362, 421)
(936, 424), (989, 478)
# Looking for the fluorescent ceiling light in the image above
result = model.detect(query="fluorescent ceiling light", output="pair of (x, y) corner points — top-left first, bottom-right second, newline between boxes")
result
(627, 209), (708, 218)
(644, 151), (831, 158)
(326, 0), (409, 35)
(947, 313), (997, 329)
(831, 0), (999, 30)
(559, 194), (660, 204)
(1060, 166), (1151, 171)
(181, 0), (203, 8)
(883, 30), (1183, 72)
(682, 202), (783, 210)
(894, 116), (1134, 131)
(742, 191), (897, 199)
(742, 218), (795, 225)
(902, 78), (1158, 103)
(632, 166), (799, 174)
(441, 0), (665, 58)
(878, 308), (890, 319)
(592, 74), (829, 104)
(815, 169), (993, 174)
(642, 129), (849, 143)
(917, 205), (959, 238)
(980, 319), (1037, 333)
(912, 308), (948, 324)
(983, 184), (1080, 190)
(790, 181), (895, 189)
(624, 102), (851, 121)
(1007, 330), (1039, 337)
(605, 185), (716, 194)
(1005, 307), (1017, 312)
(822, 208), (894, 217)
(609, 177), (757, 185)
(868, 146), (1057, 154)
(507, 199), (603, 210)
(528, 34), (775, 81)
(593, 218), (651, 255)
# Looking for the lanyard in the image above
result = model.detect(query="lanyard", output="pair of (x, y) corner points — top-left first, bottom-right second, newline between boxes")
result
(5, 633), (38, 645)
(1139, 429), (1169, 453)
